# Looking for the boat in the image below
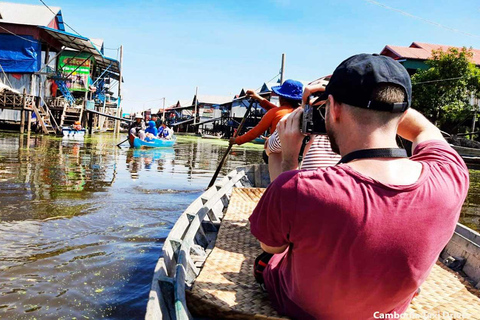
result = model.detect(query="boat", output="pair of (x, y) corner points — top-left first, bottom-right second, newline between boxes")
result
(131, 136), (176, 149)
(452, 145), (480, 167)
(62, 127), (86, 139)
(201, 133), (223, 140)
(145, 163), (480, 319)
(252, 136), (266, 144)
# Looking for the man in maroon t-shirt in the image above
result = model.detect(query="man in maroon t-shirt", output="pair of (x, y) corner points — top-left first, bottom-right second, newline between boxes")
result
(249, 54), (469, 320)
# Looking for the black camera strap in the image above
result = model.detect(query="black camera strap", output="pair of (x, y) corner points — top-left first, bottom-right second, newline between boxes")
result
(338, 148), (408, 164)
(297, 136), (311, 165)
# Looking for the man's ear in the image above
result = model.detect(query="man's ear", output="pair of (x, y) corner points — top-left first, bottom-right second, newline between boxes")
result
(328, 95), (341, 122)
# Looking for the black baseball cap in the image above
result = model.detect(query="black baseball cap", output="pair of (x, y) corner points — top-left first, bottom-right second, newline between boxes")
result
(318, 53), (411, 113)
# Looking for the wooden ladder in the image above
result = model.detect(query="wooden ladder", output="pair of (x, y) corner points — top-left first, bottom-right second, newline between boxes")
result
(31, 103), (56, 135)
(59, 99), (68, 128)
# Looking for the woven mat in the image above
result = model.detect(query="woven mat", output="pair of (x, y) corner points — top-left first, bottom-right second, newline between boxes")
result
(187, 188), (480, 319)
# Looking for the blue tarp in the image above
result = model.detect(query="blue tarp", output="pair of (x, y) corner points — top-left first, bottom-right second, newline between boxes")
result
(0, 34), (41, 73)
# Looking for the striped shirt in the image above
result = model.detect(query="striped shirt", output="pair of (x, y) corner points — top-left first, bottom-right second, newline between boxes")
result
(267, 130), (340, 170)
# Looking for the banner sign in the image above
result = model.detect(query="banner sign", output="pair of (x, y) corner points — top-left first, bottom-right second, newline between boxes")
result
(58, 52), (93, 92)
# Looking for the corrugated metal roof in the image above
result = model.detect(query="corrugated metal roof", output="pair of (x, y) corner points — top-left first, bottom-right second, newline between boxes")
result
(196, 95), (231, 105)
(0, 2), (60, 27)
(260, 82), (278, 93)
(39, 27), (121, 79)
(90, 38), (104, 53)
(381, 42), (480, 65)
(176, 99), (192, 108)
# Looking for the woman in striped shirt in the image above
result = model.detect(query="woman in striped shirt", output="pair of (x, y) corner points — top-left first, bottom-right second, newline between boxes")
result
(266, 127), (340, 180)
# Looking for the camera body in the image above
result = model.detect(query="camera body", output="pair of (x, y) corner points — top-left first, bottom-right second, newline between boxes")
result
(300, 98), (327, 135)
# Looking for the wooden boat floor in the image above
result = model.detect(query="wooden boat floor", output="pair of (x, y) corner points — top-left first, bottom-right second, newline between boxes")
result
(187, 188), (480, 319)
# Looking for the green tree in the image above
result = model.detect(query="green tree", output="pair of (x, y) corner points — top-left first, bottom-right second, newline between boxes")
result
(411, 47), (480, 133)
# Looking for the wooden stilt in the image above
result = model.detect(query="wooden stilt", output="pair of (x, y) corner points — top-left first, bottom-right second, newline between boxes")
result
(88, 112), (93, 135)
(20, 89), (26, 134)
(27, 110), (32, 134)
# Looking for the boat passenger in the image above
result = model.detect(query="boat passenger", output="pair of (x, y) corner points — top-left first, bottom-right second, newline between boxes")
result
(229, 79), (303, 146)
(73, 121), (82, 131)
(266, 127), (340, 180)
(145, 120), (158, 141)
(129, 114), (146, 140)
(158, 122), (174, 140)
(151, 114), (162, 128)
(229, 79), (303, 178)
(249, 54), (469, 320)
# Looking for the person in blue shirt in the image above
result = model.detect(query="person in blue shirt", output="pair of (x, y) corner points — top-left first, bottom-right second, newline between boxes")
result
(144, 120), (158, 141)
(157, 122), (174, 139)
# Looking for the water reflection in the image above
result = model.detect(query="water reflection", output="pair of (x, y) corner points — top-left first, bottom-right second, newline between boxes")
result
(0, 132), (263, 319)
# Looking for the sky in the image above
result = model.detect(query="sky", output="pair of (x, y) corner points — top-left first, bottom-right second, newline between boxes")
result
(9, 0), (480, 112)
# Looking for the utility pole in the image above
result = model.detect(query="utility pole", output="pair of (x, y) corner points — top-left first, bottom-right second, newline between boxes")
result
(162, 97), (166, 122)
(194, 86), (198, 125)
(280, 53), (286, 84)
(115, 45), (123, 136)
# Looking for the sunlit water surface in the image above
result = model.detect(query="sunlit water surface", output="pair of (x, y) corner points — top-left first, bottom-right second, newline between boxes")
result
(0, 133), (263, 319)
(0, 133), (479, 320)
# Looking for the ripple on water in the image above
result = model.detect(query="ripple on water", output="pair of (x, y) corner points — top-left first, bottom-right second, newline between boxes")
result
(0, 133), (264, 319)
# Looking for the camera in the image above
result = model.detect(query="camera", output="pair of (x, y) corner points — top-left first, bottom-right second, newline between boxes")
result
(300, 93), (327, 135)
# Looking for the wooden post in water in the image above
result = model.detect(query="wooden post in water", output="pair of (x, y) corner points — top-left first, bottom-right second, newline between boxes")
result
(20, 88), (26, 134)
(194, 86), (198, 126)
(27, 110), (32, 134)
(88, 112), (93, 135)
(115, 45), (123, 136)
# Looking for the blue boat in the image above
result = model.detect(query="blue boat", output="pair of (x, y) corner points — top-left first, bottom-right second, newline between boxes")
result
(132, 137), (176, 148)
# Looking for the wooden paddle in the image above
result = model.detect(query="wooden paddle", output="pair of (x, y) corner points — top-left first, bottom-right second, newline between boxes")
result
(207, 99), (254, 189)
(116, 137), (129, 148)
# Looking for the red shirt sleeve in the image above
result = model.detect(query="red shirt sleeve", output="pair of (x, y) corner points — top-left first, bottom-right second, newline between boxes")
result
(411, 140), (468, 171)
(249, 171), (299, 247)
(411, 140), (469, 199)
(235, 109), (276, 145)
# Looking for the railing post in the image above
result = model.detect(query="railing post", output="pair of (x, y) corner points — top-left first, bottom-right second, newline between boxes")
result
(20, 89), (26, 134)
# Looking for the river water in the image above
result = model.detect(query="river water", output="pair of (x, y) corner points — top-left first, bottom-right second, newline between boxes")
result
(0, 133), (479, 320)
(0, 133), (263, 320)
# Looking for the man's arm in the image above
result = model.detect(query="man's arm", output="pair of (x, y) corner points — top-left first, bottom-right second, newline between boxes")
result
(232, 109), (275, 145)
(397, 109), (445, 152)
(260, 242), (288, 254)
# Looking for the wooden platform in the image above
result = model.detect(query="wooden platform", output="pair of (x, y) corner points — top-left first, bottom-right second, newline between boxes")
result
(187, 188), (480, 319)
(0, 91), (35, 110)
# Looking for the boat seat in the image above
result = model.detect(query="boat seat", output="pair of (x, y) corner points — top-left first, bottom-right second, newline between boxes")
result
(187, 188), (480, 319)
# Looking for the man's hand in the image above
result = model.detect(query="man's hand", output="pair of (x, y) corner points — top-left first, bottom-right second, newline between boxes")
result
(246, 89), (263, 101)
(302, 84), (327, 107)
(277, 108), (305, 171)
(229, 137), (237, 145)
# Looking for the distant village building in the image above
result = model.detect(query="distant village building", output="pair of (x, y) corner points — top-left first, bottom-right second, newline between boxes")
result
(0, 2), (121, 133)
(380, 42), (480, 75)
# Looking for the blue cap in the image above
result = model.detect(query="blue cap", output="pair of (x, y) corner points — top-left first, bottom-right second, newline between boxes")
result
(271, 79), (303, 101)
